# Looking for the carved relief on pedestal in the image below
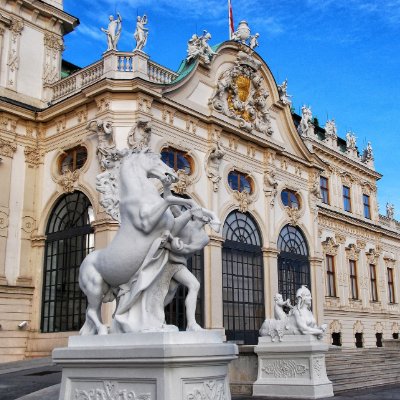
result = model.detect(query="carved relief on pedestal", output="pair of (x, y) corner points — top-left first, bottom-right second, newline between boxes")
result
(185, 379), (227, 400)
(75, 381), (151, 400)
(262, 359), (309, 379)
(0, 138), (17, 158)
(127, 120), (151, 150)
(322, 237), (339, 256)
(43, 31), (64, 84)
(7, 17), (24, 89)
(206, 141), (225, 192)
(209, 51), (273, 136)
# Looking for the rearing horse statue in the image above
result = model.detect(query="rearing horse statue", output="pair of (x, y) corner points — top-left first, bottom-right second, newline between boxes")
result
(79, 148), (220, 335)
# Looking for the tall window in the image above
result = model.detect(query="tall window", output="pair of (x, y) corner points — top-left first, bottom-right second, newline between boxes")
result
(388, 268), (395, 304)
(278, 225), (310, 305)
(349, 260), (358, 299)
(161, 147), (192, 174)
(363, 194), (371, 219)
(320, 176), (329, 205)
(326, 255), (336, 297)
(41, 192), (94, 333)
(222, 211), (264, 345)
(343, 185), (351, 212)
(370, 264), (378, 302)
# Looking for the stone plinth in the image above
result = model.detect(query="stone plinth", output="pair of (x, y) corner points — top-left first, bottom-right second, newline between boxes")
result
(53, 331), (238, 400)
(253, 335), (333, 399)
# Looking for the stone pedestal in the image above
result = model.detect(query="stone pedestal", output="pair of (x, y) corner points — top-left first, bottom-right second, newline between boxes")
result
(253, 336), (333, 399)
(53, 331), (238, 400)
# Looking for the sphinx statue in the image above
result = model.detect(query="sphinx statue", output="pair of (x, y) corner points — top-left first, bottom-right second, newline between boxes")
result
(259, 286), (327, 341)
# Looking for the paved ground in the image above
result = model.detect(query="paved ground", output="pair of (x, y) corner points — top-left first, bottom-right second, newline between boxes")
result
(1, 358), (400, 399)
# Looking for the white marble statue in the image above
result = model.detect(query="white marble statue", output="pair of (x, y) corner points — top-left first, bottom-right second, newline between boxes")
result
(324, 119), (337, 139)
(362, 141), (373, 162)
(259, 286), (327, 341)
(134, 14), (148, 51)
(277, 79), (292, 105)
(101, 13), (122, 51)
(298, 105), (313, 137)
(232, 20), (251, 43)
(249, 33), (259, 49)
(79, 148), (220, 335)
(346, 131), (357, 150)
(386, 202), (395, 220)
(186, 30), (217, 64)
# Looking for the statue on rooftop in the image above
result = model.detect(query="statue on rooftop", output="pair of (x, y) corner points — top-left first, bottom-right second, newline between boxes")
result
(277, 79), (292, 105)
(297, 105), (313, 137)
(346, 131), (357, 150)
(362, 141), (374, 162)
(186, 30), (217, 64)
(324, 119), (337, 139)
(386, 202), (395, 220)
(259, 286), (327, 341)
(101, 13), (122, 51)
(249, 33), (259, 49)
(134, 14), (148, 51)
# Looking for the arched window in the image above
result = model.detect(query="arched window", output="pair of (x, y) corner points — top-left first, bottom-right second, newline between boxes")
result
(161, 147), (192, 174)
(277, 225), (310, 305)
(41, 191), (94, 333)
(228, 170), (252, 193)
(222, 210), (264, 345)
(163, 193), (204, 330)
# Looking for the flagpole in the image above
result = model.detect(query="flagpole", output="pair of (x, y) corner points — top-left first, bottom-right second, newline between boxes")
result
(228, 0), (234, 39)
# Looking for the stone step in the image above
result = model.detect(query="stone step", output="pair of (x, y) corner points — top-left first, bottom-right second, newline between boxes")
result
(328, 366), (400, 380)
(327, 358), (400, 370)
(333, 375), (400, 393)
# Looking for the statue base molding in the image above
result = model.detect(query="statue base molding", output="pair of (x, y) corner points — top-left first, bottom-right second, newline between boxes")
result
(253, 335), (333, 399)
(53, 331), (238, 400)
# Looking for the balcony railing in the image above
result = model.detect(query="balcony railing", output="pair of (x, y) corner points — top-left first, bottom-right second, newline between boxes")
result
(48, 51), (178, 103)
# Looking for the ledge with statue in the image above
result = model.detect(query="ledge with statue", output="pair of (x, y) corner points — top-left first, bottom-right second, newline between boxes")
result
(52, 122), (237, 400)
(253, 286), (334, 399)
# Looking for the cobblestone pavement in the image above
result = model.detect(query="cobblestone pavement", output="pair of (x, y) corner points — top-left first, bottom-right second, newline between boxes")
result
(1, 358), (400, 400)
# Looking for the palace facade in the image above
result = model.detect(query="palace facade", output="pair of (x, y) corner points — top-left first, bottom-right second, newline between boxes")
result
(0, 0), (399, 363)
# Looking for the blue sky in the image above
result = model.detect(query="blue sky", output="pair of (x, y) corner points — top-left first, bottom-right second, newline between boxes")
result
(63, 0), (400, 219)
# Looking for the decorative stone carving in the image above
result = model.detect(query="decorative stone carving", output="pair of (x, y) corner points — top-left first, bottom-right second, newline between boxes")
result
(285, 206), (300, 226)
(186, 30), (217, 65)
(101, 13), (122, 51)
(259, 286), (327, 341)
(262, 360), (309, 379)
(329, 320), (342, 334)
(0, 138), (17, 158)
(24, 146), (43, 166)
(297, 105), (314, 138)
(277, 79), (292, 105)
(392, 322), (399, 334)
(43, 32), (64, 84)
(263, 168), (278, 206)
(362, 141), (373, 163)
(209, 51), (273, 136)
(185, 118), (197, 135)
(335, 233), (346, 244)
(186, 379), (226, 400)
(59, 169), (80, 193)
(345, 131), (357, 150)
(127, 120), (151, 150)
(233, 190), (251, 213)
(353, 320), (363, 333)
(134, 15), (148, 51)
(232, 21), (259, 50)
(79, 148), (221, 334)
(7, 17), (24, 90)
(249, 33), (259, 50)
(345, 243), (360, 261)
(0, 211), (9, 230)
(76, 107), (88, 124)
(172, 169), (193, 195)
(322, 237), (339, 256)
(324, 119), (337, 140)
(366, 248), (379, 265)
(75, 380), (151, 400)
(310, 172), (321, 200)
(206, 142), (225, 192)
(56, 116), (66, 132)
(96, 97), (110, 113)
(386, 202), (395, 220)
(356, 239), (366, 249)
(137, 95), (152, 113)
(21, 216), (35, 233)
(162, 108), (175, 125)
(87, 120), (116, 168)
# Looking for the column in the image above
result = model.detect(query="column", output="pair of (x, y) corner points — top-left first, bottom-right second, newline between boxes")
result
(310, 256), (324, 325)
(262, 247), (278, 318)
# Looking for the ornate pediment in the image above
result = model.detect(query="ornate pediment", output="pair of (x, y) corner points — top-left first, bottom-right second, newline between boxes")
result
(209, 51), (273, 136)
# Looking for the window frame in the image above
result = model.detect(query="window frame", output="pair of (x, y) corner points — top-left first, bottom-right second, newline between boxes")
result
(363, 194), (371, 219)
(326, 254), (336, 297)
(388, 267), (395, 304)
(343, 185), (352, 212)
(160, 147), (192, 174)
(320, 176), (329, 205)
(59, 145), (88, 174)
(227, 170), (252, 193)
(369, 264), (378, 302)
(349, 259), (358, 300)
(281, 189), (301, 209)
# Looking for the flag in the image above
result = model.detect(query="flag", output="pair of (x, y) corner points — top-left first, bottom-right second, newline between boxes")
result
(228, 0), (234, 39)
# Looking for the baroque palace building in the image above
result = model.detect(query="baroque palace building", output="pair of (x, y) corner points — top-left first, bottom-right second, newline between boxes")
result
(0, 0), (399, 363)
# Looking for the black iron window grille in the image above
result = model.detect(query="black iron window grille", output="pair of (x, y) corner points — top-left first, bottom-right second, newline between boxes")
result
(41, 191), (94, 333)
(277, 225), (310, 305)
(222, 211), (264, 345)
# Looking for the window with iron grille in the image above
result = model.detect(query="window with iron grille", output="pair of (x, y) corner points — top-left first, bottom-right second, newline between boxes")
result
(343, 185), (351, 212)
(277, 225), (310, 306)
(227, 170), (252, 193)
(370, 264), (378, 302)
(320, 176), (329, 205)
(222, 211), (264, 345)
(41, 191), (94, 333)
(161, 147), (192, 174)
(349, 260), (358, 300)
(326, 255), (336, 297)
(388, 268), (395, 304)
(363, 194), (371, 219)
